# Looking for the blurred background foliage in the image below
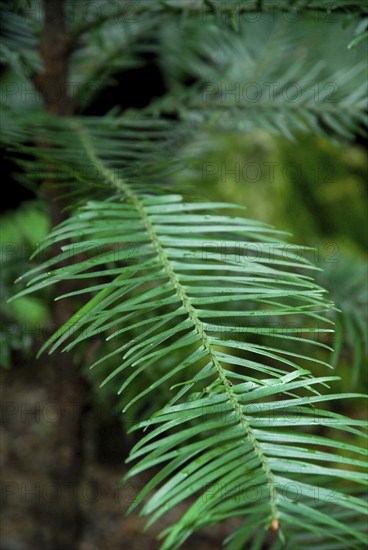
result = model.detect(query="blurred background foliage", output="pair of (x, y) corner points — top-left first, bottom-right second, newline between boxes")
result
(174, 130), (368, 399)
(0, 202), (49, 367)
(1, 10), (367, 433)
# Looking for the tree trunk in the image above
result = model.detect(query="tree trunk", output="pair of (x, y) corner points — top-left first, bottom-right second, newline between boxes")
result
(32, 1), (87, 547)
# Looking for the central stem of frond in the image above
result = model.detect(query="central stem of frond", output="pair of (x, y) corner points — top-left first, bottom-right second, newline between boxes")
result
(73, 121), (279, 526)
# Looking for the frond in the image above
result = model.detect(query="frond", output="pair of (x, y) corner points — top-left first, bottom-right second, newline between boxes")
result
(69, 0), (368, 38)
(2, 4), (367, 138)
(316, 252), (368, 388)
(0, 6), (41, 78)
(10, 118), (368, 549)
(153, 16), (367, 140)
(0, 109), (186, 204)
(0, 2), (159, 112)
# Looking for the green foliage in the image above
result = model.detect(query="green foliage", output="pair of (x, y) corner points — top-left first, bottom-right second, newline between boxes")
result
(0, 202), (49, 367)
(6, 116), (367, 549)
(153, 16), (367, 140)
(316, 251), (368, 388)
(172, 131), (368, 389)
(1, 1), (367, 548)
